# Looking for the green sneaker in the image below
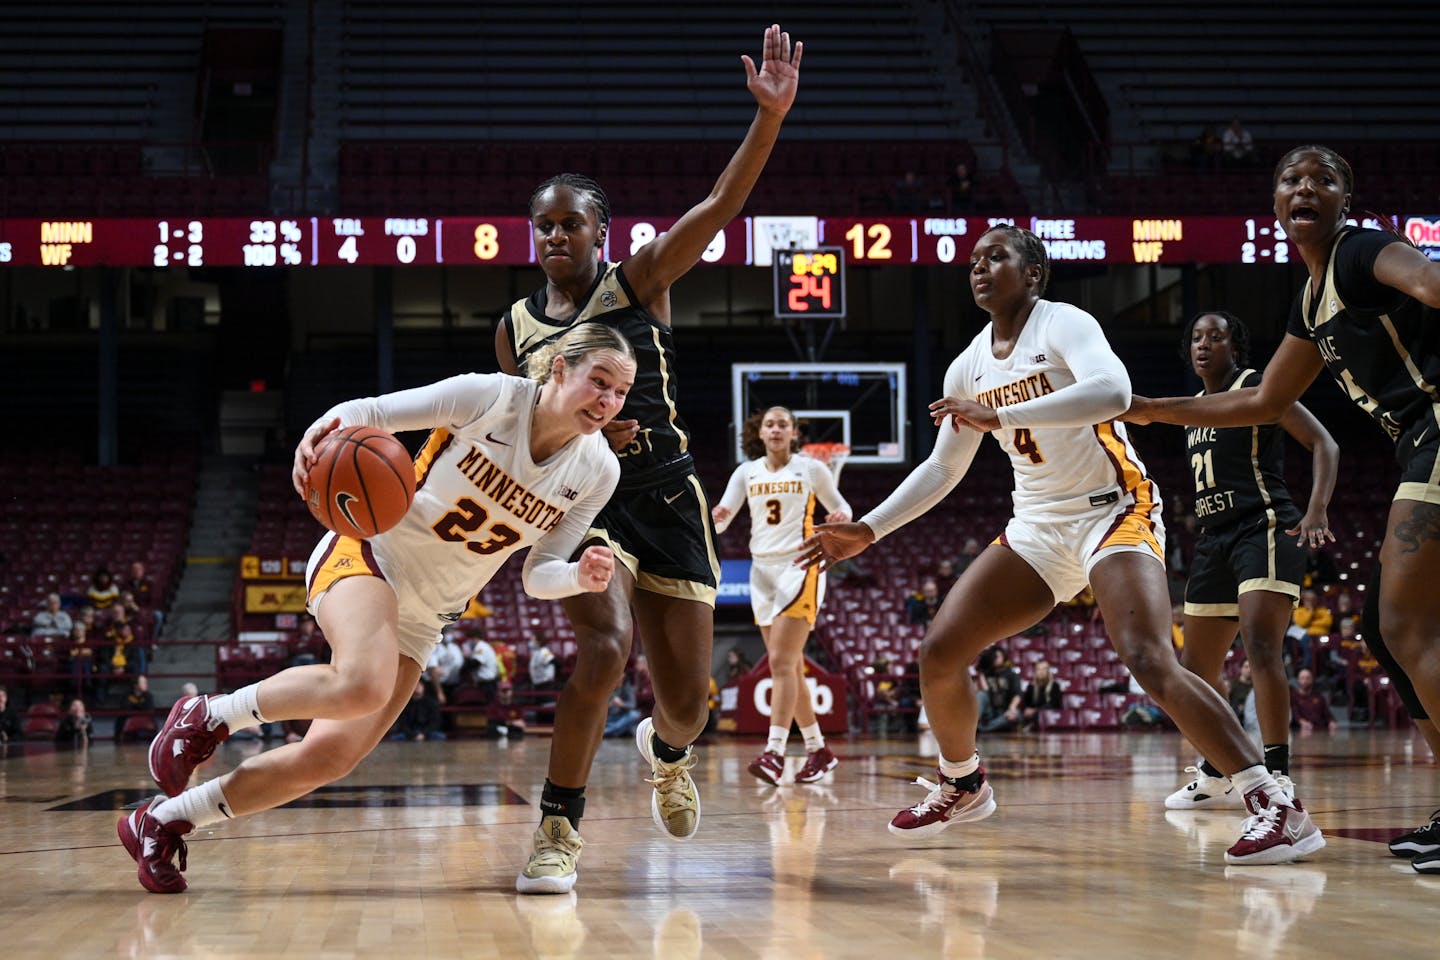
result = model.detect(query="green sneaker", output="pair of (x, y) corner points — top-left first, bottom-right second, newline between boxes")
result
(516, 815), (584, 894)
(635, 717), (701, 840)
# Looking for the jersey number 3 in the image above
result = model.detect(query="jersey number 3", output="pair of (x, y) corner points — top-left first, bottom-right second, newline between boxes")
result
(433, 497), (522, 556)
(765, 499), (782, 525)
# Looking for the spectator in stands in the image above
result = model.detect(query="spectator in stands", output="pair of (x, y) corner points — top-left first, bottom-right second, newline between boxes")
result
(1303, 544), (1339, 587)
(109, 610), (146, 676)
(1333, 590), (1357, 634)
(391, 681), (444, 741)
(1190, 126), (1222, 169)
(485, 682), (526, 740)
(1228, 659), (1254, 718)
(1221, 118), (1255, 167)
(603, 677), (642, 738)
(934, 558), (958, 596)
(287, 614), (326, 666)
(87, 568), (120, 611)
(427, 627), (466, 703)
(468, 634), (504, 705)
(31, 593), (72, 640)
(125, 560), (155, 607)
(115, 673), (154, 741)
(947, 160), (975, 211)
(1124, 143), (1440, 875)
(907, 577), (943, 625)
(976, 646), (1023, 734)
(1020, 660), (1062, 730)
(953, 537), (982, 577)
(1170, 603), (1185, 654)
(527, 633), (558, 693)
(0, 686), (21, 743)
(891, 169), (933, 213)
(1289, 588), (1333, 669)
(806, 223), (1317, 862)
(178, 682), (199, 701)
(723, 646), (753, 684)
(897, 659), (922, 733)
(68, 621), (95, 696)
(54, 697), (92, 746)
(1290, 668), (1337, 734)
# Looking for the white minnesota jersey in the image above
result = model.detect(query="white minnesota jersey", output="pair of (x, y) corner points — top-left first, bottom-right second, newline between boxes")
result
(948, 299), (1154, 522)
(714, 454), (850, 560)
(313, 373), (620, 621)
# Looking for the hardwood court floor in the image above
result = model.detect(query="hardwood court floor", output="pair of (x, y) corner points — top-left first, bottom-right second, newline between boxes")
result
(2, 727), (1437, 959)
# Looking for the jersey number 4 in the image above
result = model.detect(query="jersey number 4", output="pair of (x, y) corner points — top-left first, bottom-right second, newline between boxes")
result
(432, 497), (522, 556)
(1013, 429), (1045, 464)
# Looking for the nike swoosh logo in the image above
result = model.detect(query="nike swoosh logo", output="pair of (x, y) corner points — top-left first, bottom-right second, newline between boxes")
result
(975, 374), (984, 381)
(485, 432), (511, 446)
(1416, 433), (1426, 447)
(219, 803), (231, 819)
(664, 490), (685, 505)
(335, 492), (362, 529)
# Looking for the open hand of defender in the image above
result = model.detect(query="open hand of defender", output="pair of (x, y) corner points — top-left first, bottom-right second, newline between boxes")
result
(797, 521), (875, 572)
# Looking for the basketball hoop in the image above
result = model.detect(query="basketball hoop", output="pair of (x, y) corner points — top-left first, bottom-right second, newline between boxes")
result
(801, 442), (850, 482)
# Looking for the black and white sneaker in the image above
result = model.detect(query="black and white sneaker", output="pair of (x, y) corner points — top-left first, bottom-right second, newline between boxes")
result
(1389, 809), (1440, 858)
(1413, 849), (1440, 874)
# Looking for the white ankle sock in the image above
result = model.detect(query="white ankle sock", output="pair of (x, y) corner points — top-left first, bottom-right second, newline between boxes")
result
(152, 777), (234, 829)
(207, 683), (269, 733)
(1230, 764), (1288, 803)
(938, 751), (981, 781)
(766, 725), (788, 755)
(800, 722), (825, 752)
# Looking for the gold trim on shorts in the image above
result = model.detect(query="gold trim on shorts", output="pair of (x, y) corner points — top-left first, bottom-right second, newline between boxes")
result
(776, 563), (822, 626)
(1238, 577), (1301, 600)
(307, 535), (386, 605)
(1184, 601), (1240, 618)
(584, 522), (719, 608)
(1395, 482), (1440, 505)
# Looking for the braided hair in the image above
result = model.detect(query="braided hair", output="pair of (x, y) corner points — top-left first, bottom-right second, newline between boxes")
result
(979, 224), (1051, 295)
(1179, 310), (1250, 371)
(528, 173), (612, 228)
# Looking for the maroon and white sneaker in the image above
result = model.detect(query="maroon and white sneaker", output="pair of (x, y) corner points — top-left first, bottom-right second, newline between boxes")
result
(794, 745), (839, 783)
(888, 768), (996, 838)
(118, 796), (192, 894)
(148, 695), (229, 797)
(1225, 783), (1326, 866)
(747, 750), (785, 786)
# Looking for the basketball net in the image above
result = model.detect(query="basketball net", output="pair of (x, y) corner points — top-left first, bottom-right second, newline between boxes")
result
(801, 442), (850, 482)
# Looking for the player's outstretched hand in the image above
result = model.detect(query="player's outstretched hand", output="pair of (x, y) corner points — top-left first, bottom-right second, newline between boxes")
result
(824, 509), (851, 524)
(798, 521), (875, 572)
(742, 23), (802, 116)
(293, 416), (341, 496)
(577, 545), (616, 592)
(712, 505), (734, 526)
(1287, 509), (1336, 549)
(930, 397), (999, 433)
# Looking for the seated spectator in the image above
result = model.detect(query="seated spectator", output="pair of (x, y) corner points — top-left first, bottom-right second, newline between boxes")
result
(427, 626), (466, 704)
(934, 558), (958, 597)
(31, 593), (72, 640)
(1221, 118), (1255, 167)
(890, 169), (933, 212)
(87, 568), (120, 611)
(723, 646), (752, 685)
(1102, 672), (1166, 726)
(114, 673), (154, 741)
(870, 656), (900, 735)
(108, 613), (145, 676)
(124, 560), (155, 607)
(946, 160), (975, 211)
(466, 633), (504, 704)
(1332, 591), (1357, 636)
(178, 682), (200, 701)
(1020, 659), (1063, 730)
(392, 681), (444, 741)
(287, 614), (327, 665)
(0, 686), (21, 743)
(1227, 659), (1254, 718)
(1170, 603), (1185, 653)
(976, 646), (1023, 733)
(485, 682), (526, 739)
(603, 677), (642, 738)
(897, 659), (922, 733)
(527, 633), (558, 692)
(1287, 588), (1332, 668)
(953, 537), (982, 577)
(1190, 125), (1222, 169)
(1290, 668), (1337, 734)
(69, 622), (96, 694)
(1348, 639), (1384, 721)
(55, 698), (93, 745)
(906, 578), (942, 625)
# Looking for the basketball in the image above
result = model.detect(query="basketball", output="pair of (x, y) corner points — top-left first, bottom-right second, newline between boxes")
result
(304, 426), (416, 539)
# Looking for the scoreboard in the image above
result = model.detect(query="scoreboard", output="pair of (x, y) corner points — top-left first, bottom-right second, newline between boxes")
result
(0, 213), (1427, 268)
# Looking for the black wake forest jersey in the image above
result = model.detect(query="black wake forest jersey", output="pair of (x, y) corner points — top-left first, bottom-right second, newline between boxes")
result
(508, 262), (692, 485)
(1286, 227), (1440, 445)
(1185, 369), (1297, 532)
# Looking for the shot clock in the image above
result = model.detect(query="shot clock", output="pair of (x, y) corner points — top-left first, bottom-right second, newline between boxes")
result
(773, 247), (845, 319)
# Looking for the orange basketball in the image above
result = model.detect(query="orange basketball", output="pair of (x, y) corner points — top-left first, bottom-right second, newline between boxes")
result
(304, 426), (415, 539)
